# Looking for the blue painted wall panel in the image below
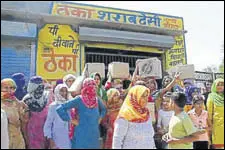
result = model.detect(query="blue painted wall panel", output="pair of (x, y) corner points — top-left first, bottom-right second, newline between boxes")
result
(1, 47), (31, 83)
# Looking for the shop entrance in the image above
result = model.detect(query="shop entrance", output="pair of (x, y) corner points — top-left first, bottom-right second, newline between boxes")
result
(85, 47), (163, 87)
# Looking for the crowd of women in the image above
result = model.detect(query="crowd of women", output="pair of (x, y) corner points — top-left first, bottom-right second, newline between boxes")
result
(1, 68), (224, 149)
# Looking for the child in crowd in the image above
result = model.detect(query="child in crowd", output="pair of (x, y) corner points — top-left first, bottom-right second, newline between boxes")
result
(162, 92), (206, 149)
(157, 92), (174, 149)
(188, 95), (211, 149)
(184, 86), (200, 112)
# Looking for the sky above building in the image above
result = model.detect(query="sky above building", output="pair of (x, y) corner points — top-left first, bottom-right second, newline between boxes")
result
(72, 1), (224, 71)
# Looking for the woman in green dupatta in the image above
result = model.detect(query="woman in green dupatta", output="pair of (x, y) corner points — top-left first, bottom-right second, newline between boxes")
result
(90, 72), (108, 106)
(207, 78), (224, 149)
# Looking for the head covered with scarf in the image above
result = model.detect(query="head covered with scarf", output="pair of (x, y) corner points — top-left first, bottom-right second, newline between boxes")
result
(90, 72), (108, 101)
(90, 72), (102, 87)
(162, 76), (173, 88)
(11, 73), (27, 100)
(107, 88), (122, 111)
(63, 74), (76, 88)
(186, 86), (200, 105)
(23, 76), (48, 112)
(54, 84), (68, 104)
(184, 79), (193, 89)
(113, 79), (122, 85)
(81, 78), (98, 108)
(117, 85), (150, 123)
(209, 78), (224, 106)
(1, 78), (17, 101)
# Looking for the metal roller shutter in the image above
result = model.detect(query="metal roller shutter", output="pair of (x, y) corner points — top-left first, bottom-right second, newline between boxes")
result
(1, 42), (31, 83)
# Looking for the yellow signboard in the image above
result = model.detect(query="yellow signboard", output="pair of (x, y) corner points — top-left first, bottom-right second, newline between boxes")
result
(51, 2), (183, 31)
(36, 24), (80, 84)
(165, 35), (186, 70)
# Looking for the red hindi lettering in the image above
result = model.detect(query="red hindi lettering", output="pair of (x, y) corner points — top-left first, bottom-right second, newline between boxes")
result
(42, 49), (57, 72)
(56, 5), (70, 16)
(58, 55), (77, 72)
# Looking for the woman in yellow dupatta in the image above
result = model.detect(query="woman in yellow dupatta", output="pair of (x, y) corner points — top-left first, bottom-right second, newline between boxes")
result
(118, 85), (150, 123)
(113, 85), (156, 149)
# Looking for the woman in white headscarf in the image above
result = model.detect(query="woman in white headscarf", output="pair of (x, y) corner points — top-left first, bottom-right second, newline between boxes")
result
(44, 84), (71, 149)
(63, 74), (77, 99)
(63, 74), (76, 89)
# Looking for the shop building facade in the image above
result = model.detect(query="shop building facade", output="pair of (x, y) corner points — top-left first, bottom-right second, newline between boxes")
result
(1, 1), (187, 85)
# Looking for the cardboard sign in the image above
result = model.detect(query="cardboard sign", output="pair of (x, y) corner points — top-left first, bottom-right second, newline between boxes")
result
(177, 64), (195, 79)
(167, 64), (195, 79)
(86, 63), (105, 78)
(137, 57), (162, 79)
(108, 62), (129, 79)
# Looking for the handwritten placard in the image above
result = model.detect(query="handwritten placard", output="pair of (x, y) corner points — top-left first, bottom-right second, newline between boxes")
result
(36, 24), (80, 81)
(137, 57), (162, 79)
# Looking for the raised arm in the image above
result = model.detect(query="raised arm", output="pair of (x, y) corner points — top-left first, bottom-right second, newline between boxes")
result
(160, 72), (181, 97)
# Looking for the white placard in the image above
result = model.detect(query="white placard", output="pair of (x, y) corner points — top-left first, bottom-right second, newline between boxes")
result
(137, 57), (162, 79)
(176, 64), (195, 79)
(86, 63), (105, 78)
(108, 62), (129, 79)
(167, 64), (195, 79)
